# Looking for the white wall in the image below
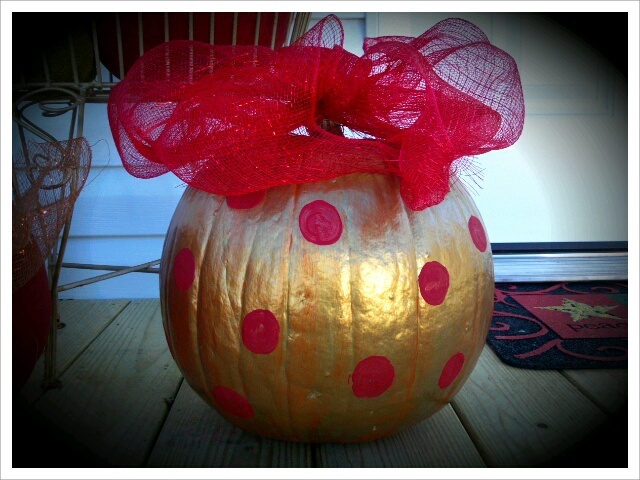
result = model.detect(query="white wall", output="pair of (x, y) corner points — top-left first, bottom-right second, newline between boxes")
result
(12, 12), (629, 299)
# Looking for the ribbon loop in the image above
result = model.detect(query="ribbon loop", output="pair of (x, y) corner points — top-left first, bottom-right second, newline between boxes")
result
(108, 15), (524, 210)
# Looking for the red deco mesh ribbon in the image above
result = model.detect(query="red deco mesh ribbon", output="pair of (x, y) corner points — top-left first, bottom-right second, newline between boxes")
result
(108, 15), (524, 210)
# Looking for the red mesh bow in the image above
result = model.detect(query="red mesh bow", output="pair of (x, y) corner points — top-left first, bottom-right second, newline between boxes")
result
(108, 15), (524, 210)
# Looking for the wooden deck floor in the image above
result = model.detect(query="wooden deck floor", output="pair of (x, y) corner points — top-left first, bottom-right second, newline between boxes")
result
(13, 299), (629, 468)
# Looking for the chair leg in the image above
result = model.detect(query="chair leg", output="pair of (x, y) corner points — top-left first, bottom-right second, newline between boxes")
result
(43, 287), (62, 390)
(43, 210), (74, 390)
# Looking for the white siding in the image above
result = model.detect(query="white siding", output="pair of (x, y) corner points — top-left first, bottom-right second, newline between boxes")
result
(12, 12), (629, 299)
(366, 12), (628, 244)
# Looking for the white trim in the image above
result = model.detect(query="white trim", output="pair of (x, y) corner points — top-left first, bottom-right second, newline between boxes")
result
(364, 12), (379, 37)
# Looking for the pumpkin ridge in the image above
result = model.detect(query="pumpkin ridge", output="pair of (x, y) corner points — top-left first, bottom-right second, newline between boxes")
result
(283, 183), (298, 438)
(159, 221), (176, 359)
(449, 185), (473, 394)
(457, 185), (494, 383)
(235, 195), (267, 424)
(415, 190), (446, 402)
(343, 183), (357, 439)
(195, 192), (224, 400)
(238, 201), (264, 316)
(161, 199), (191, 364)
(458, 185), (480, 346)
(398, 188), (420, 403)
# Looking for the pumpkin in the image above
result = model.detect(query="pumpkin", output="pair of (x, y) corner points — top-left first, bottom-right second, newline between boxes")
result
(159, 172), (493, 442)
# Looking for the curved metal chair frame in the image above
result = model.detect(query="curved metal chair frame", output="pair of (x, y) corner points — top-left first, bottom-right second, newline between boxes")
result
(12, 12), (312, 389)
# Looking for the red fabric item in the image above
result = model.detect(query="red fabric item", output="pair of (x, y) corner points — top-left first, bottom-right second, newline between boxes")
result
(108, 15), (524, 210)
(96, 13), (292, 79)
(12, 265), (51, 392)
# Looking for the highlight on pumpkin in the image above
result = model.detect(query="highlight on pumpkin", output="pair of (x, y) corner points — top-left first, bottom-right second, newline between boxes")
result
(108, 14), (525, 211)
(160, 173), (495, 442)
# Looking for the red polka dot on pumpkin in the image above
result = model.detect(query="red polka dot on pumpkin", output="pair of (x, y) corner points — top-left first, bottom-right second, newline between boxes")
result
(299, 200), (343, 245)
(213, 386), (255, 418)
(438, 352), (465, 389)
(242, 309), (280, 354)
(418, 261), (449, 306)
(468, 215), (488, 252)
(226, 189), (266, 209)
(174, 247), (196, 291)
(351, 356), (395, 398)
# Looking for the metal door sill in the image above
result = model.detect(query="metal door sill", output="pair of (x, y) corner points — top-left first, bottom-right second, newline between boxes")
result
(492, 252), (628, 282)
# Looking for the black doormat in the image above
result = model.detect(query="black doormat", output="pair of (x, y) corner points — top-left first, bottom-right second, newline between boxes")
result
(487, 281), (628, 369)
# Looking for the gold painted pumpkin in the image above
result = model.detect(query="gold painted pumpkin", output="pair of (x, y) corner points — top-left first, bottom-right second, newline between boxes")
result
(160, 172), (493, 442)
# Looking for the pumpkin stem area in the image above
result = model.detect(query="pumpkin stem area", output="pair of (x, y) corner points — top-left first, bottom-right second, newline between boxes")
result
(320, 119), (345, 137)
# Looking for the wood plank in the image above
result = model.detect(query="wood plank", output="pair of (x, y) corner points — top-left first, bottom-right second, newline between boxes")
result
(19, 299), (130, 404)
(31, 300), (183, 467)
(561, 369), (628, 414)
(450, 345), (607, 467)
(315, 404), (486, 468)
(147, 381), (312, 467)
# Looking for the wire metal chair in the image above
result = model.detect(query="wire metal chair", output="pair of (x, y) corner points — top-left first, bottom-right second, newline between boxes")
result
(12, 12), (312, 388)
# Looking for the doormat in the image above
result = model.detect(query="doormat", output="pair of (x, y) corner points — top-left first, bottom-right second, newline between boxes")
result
(487, 281), (628, 369)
